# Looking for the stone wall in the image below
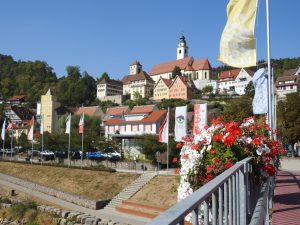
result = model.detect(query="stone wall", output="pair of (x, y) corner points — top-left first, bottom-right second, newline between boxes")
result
(0, 200), (128, 225)
(0, 173), (106, 210)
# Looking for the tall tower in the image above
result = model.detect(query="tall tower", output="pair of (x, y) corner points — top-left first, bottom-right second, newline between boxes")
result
(41, 88), (61, 133)
(177, 35), (188, 60)
(129, 60), (142, 75)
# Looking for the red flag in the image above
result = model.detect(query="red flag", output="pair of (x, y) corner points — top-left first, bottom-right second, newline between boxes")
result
(158, 111), (169, 143)
(6, 122), (13, 130)
(79, 113), (84, 134)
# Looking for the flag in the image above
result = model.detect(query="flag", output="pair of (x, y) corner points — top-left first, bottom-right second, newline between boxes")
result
(158, 111), (169, 143)
(174, 106), (187, 142)
(218, 0), (258, 68)
(40, 115), (44, 134)
(79, 113), (84, 134)
(1, 119), (6, 141)
(252, 68), (268, 114)
(28, 117), (34, 141)
(6, 122), (13, 130)
(193, 103), (208, 135)
(65, 114), (71, 134)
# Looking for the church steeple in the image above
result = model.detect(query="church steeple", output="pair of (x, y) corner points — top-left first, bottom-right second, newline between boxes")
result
(177, 35), (188, 60)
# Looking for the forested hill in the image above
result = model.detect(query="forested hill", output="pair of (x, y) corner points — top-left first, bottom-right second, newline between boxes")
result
(0, 53), (299, 107)
(212, 57), (300, 80)
(0, 54), (97, 107)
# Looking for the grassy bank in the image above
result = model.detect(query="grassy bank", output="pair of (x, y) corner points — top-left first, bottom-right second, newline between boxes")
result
(0, 161), (139, 200)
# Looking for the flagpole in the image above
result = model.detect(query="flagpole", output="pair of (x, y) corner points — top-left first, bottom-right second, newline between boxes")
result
(81, 132), (83, 168)
(2, 119), (5, 160)
(266, 0), (273, 135)
(167, 107), (170, 173)
(31, 118), (34, 164)
(68, 114), (71, 168)
(10, 129), (13, 161)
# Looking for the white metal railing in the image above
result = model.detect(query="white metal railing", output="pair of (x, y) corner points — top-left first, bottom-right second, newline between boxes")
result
(147, 157), (272, 225)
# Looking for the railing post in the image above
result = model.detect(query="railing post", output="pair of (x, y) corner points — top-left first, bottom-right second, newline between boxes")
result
(192, 206), (199, 225)
(239, 163), (247, 225)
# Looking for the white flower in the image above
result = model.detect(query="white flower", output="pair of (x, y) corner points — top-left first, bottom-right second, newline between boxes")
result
(256, 148), (263, 155)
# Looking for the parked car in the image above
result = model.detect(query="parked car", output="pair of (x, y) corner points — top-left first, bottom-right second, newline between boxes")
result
(28, 150), (41, 157)
(5, 149), (16, 155)
(40, 151), (55, 161)
(107, 150), (121, 159)
(54, 151), (68, 159)
(86, 152), (107, 159)
(71, 151), (81, 160)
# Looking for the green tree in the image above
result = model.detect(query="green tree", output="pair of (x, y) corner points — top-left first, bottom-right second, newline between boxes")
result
(244, 81), (255, 98)
(222, 96), (253, 122)
(17, 133), (30, 150)
(66, 66), (81, 81)
(202, 85), (213, 95)
(277, 92), (300, 146)
(172, 66), (182, 79)
(98, 72), (110, 82)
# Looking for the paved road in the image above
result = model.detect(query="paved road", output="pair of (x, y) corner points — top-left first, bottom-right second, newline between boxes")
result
(272, 157), (300, 225)
(0, 178), (150, 225)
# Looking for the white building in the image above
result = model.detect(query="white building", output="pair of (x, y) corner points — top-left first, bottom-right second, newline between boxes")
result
(218, 68), (253, 95)
(122, 61), (155, 100)
(276, 66), (300, 99)
(97, 77), (123, 104)
(149, 35), (212, 84)
(103, 105), (166, 158)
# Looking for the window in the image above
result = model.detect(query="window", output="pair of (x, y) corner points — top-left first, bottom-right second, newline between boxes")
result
(179, 50), (181, 54)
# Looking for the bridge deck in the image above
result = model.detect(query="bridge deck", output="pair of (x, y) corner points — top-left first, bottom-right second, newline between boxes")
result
(272, 170), (300, 225)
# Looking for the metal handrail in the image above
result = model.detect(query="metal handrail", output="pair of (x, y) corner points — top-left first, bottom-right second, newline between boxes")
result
(147, 157), (253, 225)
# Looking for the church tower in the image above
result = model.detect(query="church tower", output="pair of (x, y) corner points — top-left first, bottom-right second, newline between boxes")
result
(41, 88), (61, 133)
(177, 35), (188, 60)
(129, 60), (142, 75)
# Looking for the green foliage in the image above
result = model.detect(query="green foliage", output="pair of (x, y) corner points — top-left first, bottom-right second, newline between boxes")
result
(244, 81), (255, 98)
(17, 133), (30, 150)
(156, 99), (192, 111)
(202, 85), (213, 95)
(222, 96), (253, 122)
(171, 66), (182, 79)
(98, 72), (110, 82)
(277, 92), (300, 144)
(0, 54), (98, 107)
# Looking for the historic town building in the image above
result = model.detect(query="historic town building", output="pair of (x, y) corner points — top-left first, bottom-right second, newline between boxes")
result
(275, 65), (300, 99)
(218, 68), (253, 95)
(121, 61), (155, 100)
(153, 78), (172, 100)
(97, 77), (123, 105)
(149, 35), (212, 86)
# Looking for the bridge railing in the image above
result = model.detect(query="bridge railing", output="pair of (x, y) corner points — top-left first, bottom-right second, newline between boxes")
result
(147, 157), (272, 225)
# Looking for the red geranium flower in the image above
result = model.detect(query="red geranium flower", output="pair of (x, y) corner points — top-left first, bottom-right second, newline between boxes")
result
(206, 165), (215, 174)
(210, 148), (216, 155)
(262, 164), (276, 176)
(224, 134), (236, 146)
(172, 157), (178, 163)
(214, 158), (220, 163)
(206, 174), (213, 181)
(213, 134), (223, 142)
(225, 163), (233, 169)
(176, 142), (183, 149)
(252, 138), (261, 146)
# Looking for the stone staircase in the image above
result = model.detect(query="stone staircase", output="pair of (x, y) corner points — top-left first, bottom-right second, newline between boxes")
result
(103, 172), (156, 210)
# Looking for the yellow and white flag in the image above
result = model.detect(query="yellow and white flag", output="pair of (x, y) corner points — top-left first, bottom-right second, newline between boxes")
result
(219, 0), (258, 68)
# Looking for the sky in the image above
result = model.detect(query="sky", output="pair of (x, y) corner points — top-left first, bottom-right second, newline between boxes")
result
(0, 0), (299, 80)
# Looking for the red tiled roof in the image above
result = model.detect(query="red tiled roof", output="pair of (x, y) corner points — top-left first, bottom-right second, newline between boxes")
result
(104, 110), (167, 125)
(75, 106), (102, 117)
(218, 69), (241, 80)
(130, 60), (141, 66)
(149, 57), (193, 76)
(129, 105), (157, 114)
(142, 110), (167, 123)
(169, 75), (193, 89)
(192, 58), (211, 70)
(161, 78), (172, 87)
(106, 106), (130, 116)
(282, 68), (297, 77)
(7, 95), (26, 101)
(98, 77), (123, 86)
(122, 71), (154, 85)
